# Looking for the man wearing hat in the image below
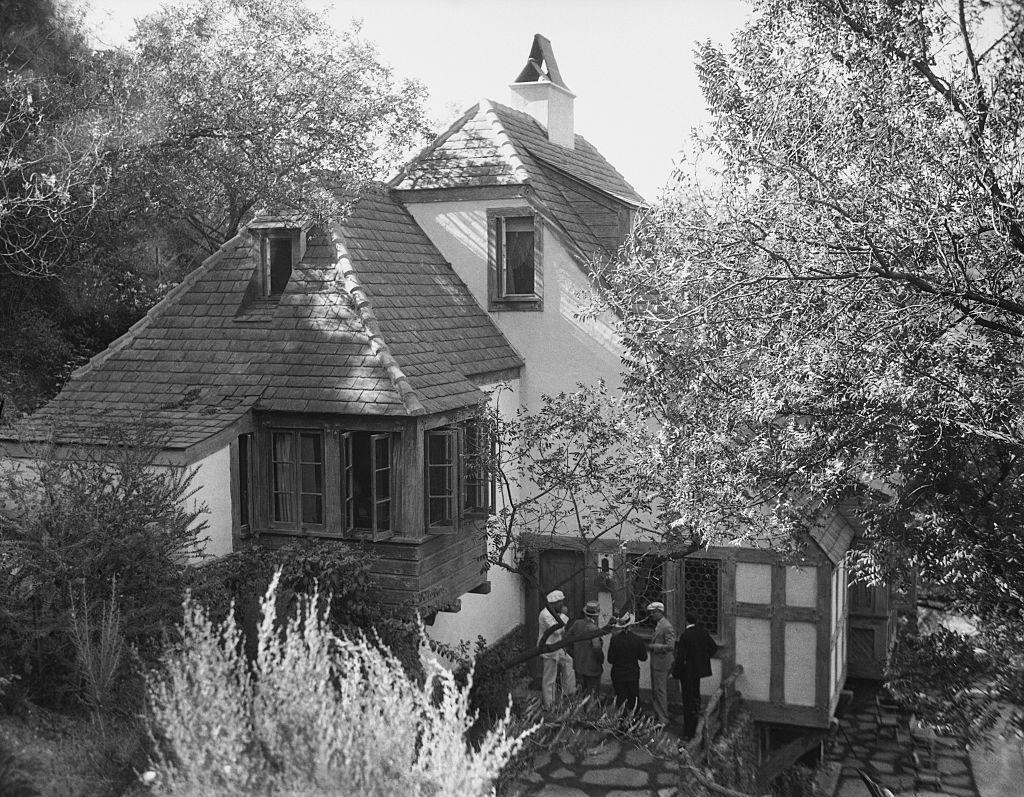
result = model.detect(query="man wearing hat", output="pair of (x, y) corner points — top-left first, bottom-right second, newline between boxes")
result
(538, 589), (576, 707)
(645, 601), (676, 725)
(567, 601), (604, 694)
(606, 613), (647, 710)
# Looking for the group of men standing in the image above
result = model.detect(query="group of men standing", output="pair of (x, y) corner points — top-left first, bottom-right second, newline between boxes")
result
(537, 589), (718, 737)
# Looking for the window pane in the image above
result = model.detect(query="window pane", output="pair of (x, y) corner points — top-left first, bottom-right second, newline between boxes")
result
(375, 466), (390, 499)
(376, 500), (390, 531)
(427, 433), (453, 464)
(272, 432), (293, 462)
(631, 555), (666, 620)
(269, 238), (292, 294)
(301, 494), (323, 524)
(274, 491), (295, 523)
(429, 465), (452, 495)
(301, 463), (322, 493)
(503, 218), (534, 295)
(299, 433), (322, 463)
(429, 497), (451, 524)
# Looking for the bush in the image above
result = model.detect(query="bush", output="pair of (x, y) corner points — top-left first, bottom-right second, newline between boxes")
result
(146, 571), (533, 796)
(0, 424), (207, 706)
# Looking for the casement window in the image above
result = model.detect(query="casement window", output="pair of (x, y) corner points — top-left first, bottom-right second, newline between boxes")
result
(238, 433), (253, 535)
(488, 209), (543, 309)
(683, 557), (722, 637)
(270, 430), (324, 528)
(262, 234), (295, 296)
(426, 429), (458, 531)
(462, 418), (494, 515)
(341, 431), (393, 541)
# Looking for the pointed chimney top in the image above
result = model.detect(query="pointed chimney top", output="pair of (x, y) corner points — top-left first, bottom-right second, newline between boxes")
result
(509, 34), (575, 149)
(514, 34), (571, 92)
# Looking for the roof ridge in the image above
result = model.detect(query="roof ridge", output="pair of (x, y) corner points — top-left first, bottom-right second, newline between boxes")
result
(525, 145), (643, 208)
(69, 232), (249, 383)
(331, 224), (426, 416)
(478, 98), (531, 184)
(387, 104), (480, 189)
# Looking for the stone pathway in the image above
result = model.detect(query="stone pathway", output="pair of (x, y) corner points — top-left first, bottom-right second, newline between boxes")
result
(516, 738), (680, 797)
(826, 681), (979, 797)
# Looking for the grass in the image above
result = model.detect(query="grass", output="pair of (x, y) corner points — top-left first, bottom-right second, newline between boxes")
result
(0, 704), (147, 797)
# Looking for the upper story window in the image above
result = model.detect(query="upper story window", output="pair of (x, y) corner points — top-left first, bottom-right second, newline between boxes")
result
(488, 209), (543, 310)
(263, 233), (296, 296)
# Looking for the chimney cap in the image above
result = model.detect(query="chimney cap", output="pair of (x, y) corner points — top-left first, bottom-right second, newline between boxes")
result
(513, 34), (570, 92)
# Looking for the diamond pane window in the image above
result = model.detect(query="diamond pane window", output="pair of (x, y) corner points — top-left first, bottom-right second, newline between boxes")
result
(684, 558), (721, 636)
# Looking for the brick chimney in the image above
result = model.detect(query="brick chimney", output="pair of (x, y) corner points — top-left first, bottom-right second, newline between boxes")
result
(509, 34), (575, 149)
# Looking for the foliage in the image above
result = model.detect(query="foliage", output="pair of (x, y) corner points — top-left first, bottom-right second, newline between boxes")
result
(147, 571), (533, 796)
(600, 0), (1024, 736)
(123, 0), (430, 253)
(703, 710), (759, 794)
(68, 581), (127, 715)
(0, 738), (38, 797)
(0, 424), (207, 704)
(485, 382), (696, 605)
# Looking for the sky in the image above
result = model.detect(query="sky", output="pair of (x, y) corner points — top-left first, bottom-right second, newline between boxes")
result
(83, 0), (755, 201)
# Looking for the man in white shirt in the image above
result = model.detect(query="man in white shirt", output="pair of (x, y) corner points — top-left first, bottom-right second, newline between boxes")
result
(538, 589), (576, 707)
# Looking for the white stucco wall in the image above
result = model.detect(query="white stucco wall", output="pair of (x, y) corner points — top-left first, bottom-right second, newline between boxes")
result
(405, 199), (624, 412)
(188, 445), (233, 559)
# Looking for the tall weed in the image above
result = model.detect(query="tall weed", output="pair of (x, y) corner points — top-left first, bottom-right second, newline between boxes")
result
(147, 571), (534, 795)
(68, 580), (126, 714)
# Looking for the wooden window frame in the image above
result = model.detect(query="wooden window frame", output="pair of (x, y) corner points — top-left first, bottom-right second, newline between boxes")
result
(461, 418), (495, 516)
(340, 431), (395, 542)
(268, 428), (326, 531)
(238, 433), (253, 537)
(487, 207), (543, 311)
(426, 428), (461, 533)
(259, 231), (299, 297)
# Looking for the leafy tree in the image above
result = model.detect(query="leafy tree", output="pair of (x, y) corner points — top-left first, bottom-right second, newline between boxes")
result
(600, 0), (1024, 736)
(0, 424), (207, 705)
(123, 0), (430, 253)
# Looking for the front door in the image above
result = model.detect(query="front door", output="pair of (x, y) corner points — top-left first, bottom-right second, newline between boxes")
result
(526, 549), (586, 679)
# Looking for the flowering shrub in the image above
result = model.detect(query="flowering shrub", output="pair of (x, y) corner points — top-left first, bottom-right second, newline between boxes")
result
(147, 571), (533, 795)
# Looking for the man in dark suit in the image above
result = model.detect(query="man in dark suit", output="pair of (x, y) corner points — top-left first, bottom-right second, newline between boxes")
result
(672, 612), (719, 738)
(607, 613), (647, 711)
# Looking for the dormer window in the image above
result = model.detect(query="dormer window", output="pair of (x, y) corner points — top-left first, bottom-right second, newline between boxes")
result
(488, 208), (543, 310)
(263, 233), (296, 296)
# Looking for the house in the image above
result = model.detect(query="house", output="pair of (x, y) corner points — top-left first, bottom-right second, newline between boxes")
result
(1, 33), (897, 748)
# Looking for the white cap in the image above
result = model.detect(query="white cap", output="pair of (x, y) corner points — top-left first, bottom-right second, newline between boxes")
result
(646, 601), (665, 612)
(546, 589), (565, 603)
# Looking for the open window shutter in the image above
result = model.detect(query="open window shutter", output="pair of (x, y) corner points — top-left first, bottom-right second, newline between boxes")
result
(370, 433), (393, 541)
(341, 432), (354, 535)
(427, 429), (458, 534)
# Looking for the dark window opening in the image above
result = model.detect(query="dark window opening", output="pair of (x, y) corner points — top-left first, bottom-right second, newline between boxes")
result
(342, 431), (391, 536)
(271, 430), (323, 526)
(268, 237), (292, 294)
(497, 216), (535, 296)
(238, 433), (251, 530)
(630, 554), (667, 628)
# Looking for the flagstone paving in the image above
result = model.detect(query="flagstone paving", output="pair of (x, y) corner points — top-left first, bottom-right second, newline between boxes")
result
(826, 680), (979, 797)
(513, 737), (681, 797)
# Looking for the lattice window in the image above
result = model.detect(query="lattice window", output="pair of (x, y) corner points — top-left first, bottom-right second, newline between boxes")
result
(684, 558), (721, 636)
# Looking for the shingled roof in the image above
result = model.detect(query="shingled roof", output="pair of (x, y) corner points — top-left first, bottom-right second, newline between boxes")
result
(391, 100), (644, 261)
(6, 190), (522, 450)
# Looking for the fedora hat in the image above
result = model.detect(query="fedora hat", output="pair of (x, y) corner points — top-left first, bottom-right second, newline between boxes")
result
(583, 600), (599, 617)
